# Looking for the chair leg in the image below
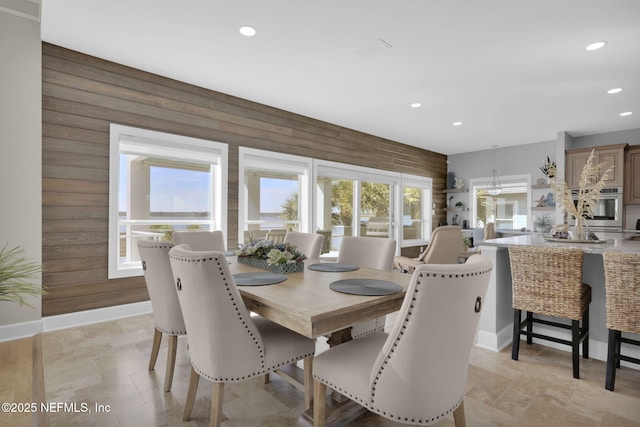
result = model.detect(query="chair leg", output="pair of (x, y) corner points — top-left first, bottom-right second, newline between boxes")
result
(453, 400), (466, 427)
(183, 367), (200, 421)
(526, 311), (533, 345)
(210, 382), (224, 427)
(582, 306), (590, 359)
(164, 335), (178, 392)
(571, 320), (580, 379)
(605, 329), (618, 391)
(304, 356), (314, 410)
(264, 373), (270, 384)
(512, 309), (521, 361)
(149, 328), (162, 371)
(313, 380), (326, 427)
(616, 330), (622, 368)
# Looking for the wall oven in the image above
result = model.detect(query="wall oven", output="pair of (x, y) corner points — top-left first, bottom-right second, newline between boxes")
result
(570, 188), (623, 232)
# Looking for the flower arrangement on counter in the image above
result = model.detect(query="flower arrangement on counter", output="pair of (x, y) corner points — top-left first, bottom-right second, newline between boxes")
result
(237, 240), (306, 265)
(548, 149), (613, 240)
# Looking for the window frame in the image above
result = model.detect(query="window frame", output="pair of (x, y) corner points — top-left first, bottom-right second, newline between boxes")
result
(108, 124), (228, 278)
(469, 174), (531, 230)
(238, 147), (313, 244)
(400, 174), (433, 248)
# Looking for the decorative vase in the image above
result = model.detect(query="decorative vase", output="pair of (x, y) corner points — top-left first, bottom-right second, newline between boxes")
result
(573, 220), (587, 241)
(237, 256), (304, 273)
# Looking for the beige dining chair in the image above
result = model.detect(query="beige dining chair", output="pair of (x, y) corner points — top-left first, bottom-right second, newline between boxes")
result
(336, 236), (396, 339)
(603, 251), (640, 391)
(509, 246), (591, 379)
(266, 228), (287, 243)
(484, 222), (496, 240)
(393, 225), (463, 273)
(284, 231), (324, 260)
(313, 255), (493, 426)
(136, 239), (186, 392)
(168, 245), (316, 427)
(173, 230), (226, 252)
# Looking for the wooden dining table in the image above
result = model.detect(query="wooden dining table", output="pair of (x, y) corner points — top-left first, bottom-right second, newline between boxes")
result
(228, 256), (413, 426)
(229, 257), (412, 340)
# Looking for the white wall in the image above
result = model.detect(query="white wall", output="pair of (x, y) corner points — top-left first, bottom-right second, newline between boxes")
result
(0, 6), (43, 327)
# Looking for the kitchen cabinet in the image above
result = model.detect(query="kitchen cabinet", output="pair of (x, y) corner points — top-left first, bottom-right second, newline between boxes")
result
(624, 145), (640, 204)
(565, 144), (626, 189)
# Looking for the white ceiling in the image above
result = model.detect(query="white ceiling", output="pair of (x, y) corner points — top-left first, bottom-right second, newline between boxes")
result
(40, 0), (640, 155)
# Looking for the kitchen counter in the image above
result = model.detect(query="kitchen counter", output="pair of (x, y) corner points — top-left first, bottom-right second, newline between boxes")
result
(480, 231), (640, 254)
(476, 232), (640, 367)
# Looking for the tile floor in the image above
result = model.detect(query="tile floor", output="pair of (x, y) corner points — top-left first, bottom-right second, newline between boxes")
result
(42, 314), (640, 426)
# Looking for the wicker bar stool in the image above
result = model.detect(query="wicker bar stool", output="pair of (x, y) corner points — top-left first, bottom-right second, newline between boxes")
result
(508, 246), (591, 379)
(603, 251), (640, 391)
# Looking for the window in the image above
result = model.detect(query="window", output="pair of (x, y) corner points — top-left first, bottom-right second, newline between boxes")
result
(401, 175), (432, 246)
(470, 175), (530, 230)
(109, 124), (227, 278)
(315, 161), (399, 253)
(237, 149), (432, 256)
(238, 148), (312, 244)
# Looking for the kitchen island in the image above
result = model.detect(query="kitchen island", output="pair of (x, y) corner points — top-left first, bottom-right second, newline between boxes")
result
(477, 232), (640, 366)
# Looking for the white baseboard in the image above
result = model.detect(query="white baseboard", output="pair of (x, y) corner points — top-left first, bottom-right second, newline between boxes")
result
(0, 319), (43, 342)
(0, 301), (152, 342)
(43, 301), (152, 332)
(475, 324), (513, 353)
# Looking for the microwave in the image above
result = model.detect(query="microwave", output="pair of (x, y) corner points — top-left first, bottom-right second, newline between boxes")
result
(570, 188), (623, 231)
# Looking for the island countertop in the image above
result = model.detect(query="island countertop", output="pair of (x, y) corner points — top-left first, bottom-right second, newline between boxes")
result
(479, 232), (640, 254)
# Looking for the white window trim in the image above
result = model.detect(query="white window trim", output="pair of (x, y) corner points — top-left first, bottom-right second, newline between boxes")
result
(469, 174), (531, 230)
(238, 147), (313, 244)
(109, 124), (228, 278)
(314, 159), (401, 250)
(400, 174), (433, 248)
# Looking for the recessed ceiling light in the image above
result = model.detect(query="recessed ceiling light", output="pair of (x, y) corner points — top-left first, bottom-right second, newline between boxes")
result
(453, 121), (463, 126)
(410, 102), (422, 108)
(585, 41), (607, 51)
(620, 111), (633, 117)
(607, 88), (623, 94)
(239, 26), (256, 37)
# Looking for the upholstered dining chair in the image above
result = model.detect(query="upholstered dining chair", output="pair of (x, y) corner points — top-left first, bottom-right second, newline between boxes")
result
(484, 222), (496, 240)
(266, 228), (287, 243)
(393, 225), (463, 273)
(313, 255), (493, 427)
(284, 231), (324, 260)
(603, 251), (640, 391)
(136, 239), (186, 393)
(509, 246), (591, 379)
(335, 236), (396, 339)
(173, 230), (226, 252)
(168, 245), (316, 427)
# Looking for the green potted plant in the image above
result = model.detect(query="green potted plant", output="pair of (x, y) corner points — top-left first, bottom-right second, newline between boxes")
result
(0, 244), (45, 308)
(533, 215), (553, 234)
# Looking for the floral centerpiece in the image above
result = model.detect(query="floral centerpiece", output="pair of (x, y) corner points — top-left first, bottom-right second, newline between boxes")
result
(236, 240), (306, 273)
(548, 149), (612, 240)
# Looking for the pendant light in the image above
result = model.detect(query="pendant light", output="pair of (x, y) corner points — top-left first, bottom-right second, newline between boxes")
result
(486, 145), (501, 196)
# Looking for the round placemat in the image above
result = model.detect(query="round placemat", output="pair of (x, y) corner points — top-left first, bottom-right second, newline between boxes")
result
(329, 278), (402, 296)
(233, 272), (288, 286)
(307, 263), (359, 272)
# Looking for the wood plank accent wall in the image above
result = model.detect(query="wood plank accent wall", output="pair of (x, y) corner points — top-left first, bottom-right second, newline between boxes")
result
(42, 42), (447, 316)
